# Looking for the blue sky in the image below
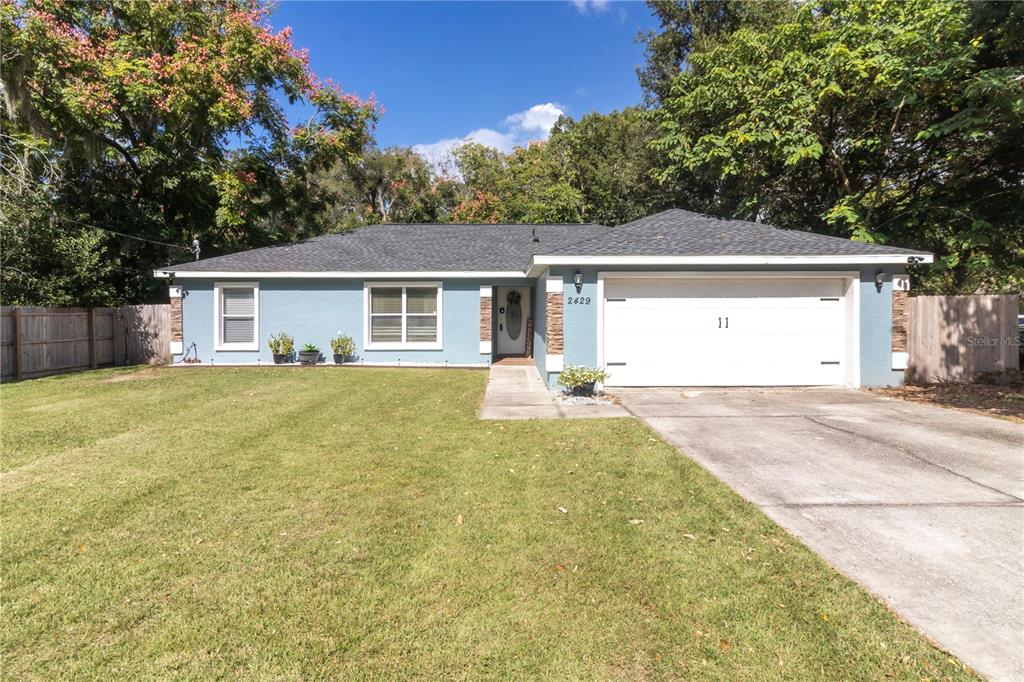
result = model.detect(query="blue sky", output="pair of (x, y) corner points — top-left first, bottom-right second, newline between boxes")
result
(270, 1), (657, 167)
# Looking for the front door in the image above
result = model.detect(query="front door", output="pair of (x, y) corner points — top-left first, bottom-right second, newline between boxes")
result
(495, 287), (531, 356)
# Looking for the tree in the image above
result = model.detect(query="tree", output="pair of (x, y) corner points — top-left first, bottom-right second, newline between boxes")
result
(547, 108), (677, 225)
(651, 0), (1024, 293)
(449, 141), (584, 224)
(315, 146), (455, 229)
(0, 135), (119, 305)
(1, 0), (378, 305)
(637, 0), (792, 105)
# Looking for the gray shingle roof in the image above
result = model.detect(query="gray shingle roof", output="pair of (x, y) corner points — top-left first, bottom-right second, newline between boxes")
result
(165, 209), (929, 273)
(169, 223), (609, 273)
(544, 209), (927, 257)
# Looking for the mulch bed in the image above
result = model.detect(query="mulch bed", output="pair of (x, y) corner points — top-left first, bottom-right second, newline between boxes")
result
(871, 372), (1024, 424)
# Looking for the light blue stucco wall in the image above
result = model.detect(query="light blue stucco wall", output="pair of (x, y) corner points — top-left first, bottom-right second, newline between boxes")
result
(174, 265), (905, 388)
(859, 273), (905, 387)
(176, 277), (530, 366)
(544, 264), (905, 388)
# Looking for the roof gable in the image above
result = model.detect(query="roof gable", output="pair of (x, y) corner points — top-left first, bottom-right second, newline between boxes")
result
(543, 209), (925, 257)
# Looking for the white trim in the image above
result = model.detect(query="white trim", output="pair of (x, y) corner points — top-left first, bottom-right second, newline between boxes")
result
(157, 257), (931, 281)
(168, 285), (183, 298)
(596, 275), (605, 376)
(595, 270), (862, 280)
(892, 352), (909, 370)
(532, 254), (933, 270)
(546, 354), (564, 372)
(363, 281), (443, 351)
(156, 270), (523, 279)
(166, 361), (489, 369)
(480, 340), (492, 355)
(213, 281), (259, 351)
(596, 271), (862, 388)
(844, 276), (861, 388)
(479, 285), (492, 298)
(545, 274), (563, 294)
(170, 340), (183, 355)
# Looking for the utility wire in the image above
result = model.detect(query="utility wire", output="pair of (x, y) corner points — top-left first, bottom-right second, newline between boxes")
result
(57, 215), (195, 252)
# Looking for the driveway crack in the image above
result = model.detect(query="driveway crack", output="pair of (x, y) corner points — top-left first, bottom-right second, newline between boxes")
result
(805, 416), (1024, 504)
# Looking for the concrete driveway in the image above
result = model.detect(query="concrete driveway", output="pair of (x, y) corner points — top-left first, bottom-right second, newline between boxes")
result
(612, 387), (1024, 682)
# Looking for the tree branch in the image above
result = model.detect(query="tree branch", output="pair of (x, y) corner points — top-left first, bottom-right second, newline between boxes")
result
(866, 95), (906, 228)
(828, 147), (854, 195)
(99, 134), (141, 176)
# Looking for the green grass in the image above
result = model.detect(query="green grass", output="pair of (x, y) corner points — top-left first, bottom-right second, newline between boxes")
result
(1, 367), (974, 680)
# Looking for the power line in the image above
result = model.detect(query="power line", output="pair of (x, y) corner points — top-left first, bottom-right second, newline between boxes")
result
(57, 215), (194, 252)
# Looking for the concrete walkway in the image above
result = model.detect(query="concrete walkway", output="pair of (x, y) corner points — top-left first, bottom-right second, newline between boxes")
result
(613, 387), (1024, 682)
(479, 364), (628, 420)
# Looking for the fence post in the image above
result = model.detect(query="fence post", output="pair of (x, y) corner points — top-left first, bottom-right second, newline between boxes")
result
(114, 307), (125, 366)
(12, 307), (22, 380)
(88, 308), (98, 370)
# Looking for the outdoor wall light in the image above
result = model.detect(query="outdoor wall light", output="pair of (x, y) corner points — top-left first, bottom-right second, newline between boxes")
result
(874, 271), (885, 293)
(573, 270), (584, 294)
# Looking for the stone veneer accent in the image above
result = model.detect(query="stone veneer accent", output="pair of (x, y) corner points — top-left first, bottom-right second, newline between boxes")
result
(480, 293), (492, 343)
(892, 290), (908, 353)
(546, 292), (563, 354)
(170, 296), (183, 343)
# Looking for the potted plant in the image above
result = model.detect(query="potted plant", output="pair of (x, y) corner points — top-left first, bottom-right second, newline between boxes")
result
(267, 332), (294, 364)
(330, 335), (356, 365)
(557, 365), (610, 397)
(297, 343), (320, 365)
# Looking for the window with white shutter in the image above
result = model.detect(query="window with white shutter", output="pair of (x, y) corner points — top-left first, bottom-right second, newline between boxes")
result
(365, 283), (442, 350)
(215, 282), (259, 350)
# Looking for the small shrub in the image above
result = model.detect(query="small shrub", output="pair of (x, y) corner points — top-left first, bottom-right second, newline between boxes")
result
(557, 365), (609, 390)
(330, 335), (356, 357)
(301, 343), (319, 353)
(268, 332), (294, 355)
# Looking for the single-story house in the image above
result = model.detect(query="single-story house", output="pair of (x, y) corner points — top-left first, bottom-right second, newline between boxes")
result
(154, 208), (932, 388)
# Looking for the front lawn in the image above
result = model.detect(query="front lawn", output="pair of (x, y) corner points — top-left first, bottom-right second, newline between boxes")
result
(1, 367), (973, 679)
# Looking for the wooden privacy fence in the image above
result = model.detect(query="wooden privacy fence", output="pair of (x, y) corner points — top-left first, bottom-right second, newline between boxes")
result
(906, 294), (1020, 383)
(0, 305), (170, 381)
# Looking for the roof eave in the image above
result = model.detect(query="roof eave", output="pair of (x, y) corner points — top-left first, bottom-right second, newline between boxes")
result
(526, 253), (933, 276)
(153, 269), (529, 279)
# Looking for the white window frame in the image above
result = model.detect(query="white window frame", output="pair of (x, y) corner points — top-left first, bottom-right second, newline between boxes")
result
(214, 281), (259, 351)
(363, 282), (443, 351)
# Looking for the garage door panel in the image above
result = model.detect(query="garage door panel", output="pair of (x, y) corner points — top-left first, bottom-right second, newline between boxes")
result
(606, 278), (844, 300)
(602, 277), (848, 387)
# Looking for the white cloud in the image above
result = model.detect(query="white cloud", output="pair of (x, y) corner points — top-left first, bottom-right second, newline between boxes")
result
(504, 103), (565, 134)
(570, 0), (610, 14)
(413, 102), (565, 175)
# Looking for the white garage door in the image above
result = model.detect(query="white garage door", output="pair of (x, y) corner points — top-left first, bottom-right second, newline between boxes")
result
(602, 277), (848, 387)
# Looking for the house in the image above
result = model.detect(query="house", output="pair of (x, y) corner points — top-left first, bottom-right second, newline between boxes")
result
(154, 209), (932, 387)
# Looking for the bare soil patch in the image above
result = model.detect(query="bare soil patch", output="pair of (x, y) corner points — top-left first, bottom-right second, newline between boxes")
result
(871, 373), (1024, 424)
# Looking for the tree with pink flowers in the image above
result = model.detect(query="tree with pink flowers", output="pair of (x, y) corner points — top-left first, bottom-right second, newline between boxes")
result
(1, 0), (379, 304)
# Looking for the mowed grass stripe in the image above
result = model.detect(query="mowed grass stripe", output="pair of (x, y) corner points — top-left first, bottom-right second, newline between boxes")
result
(1, 367), (974, 680)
